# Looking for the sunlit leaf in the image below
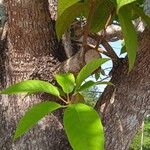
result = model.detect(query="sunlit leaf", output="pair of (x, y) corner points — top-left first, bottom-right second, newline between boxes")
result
(75, 58), (109, 90)
(1, 80), (60, 97)
(78, 80), (114, 92)
(63, 103), (104, 150)
(78, 81), (95, 92)
(55, 73), (75, 94)
(14, 101), (62, 140)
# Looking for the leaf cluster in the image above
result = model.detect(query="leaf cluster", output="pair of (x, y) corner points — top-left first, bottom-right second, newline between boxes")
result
(1, 58), (111, 150)
(56, 0), (150, 70)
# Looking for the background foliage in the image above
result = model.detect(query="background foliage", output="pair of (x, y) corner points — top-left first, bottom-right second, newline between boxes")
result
(129, 117), (150, 150)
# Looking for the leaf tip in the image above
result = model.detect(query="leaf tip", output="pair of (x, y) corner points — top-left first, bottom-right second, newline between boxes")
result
(13, 132), (19, 142)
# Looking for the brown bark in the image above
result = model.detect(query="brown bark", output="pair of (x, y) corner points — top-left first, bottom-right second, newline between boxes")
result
(1, 0), (150, 150)
(95, 28), (150, 150)
(0, 0), (71, 149)
(0, 0), (101, 149)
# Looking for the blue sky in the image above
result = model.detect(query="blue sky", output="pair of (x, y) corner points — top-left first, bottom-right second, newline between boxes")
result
(88, 40), (124, 95)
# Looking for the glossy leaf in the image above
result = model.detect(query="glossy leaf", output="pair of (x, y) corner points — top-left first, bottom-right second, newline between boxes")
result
(55, 73), (75, 94)
(118, 7), (137, 70)
(78, 81), (95, 92)
(1, 80), (60, 97)
(78, 80), (114, 92)
(75, 58), (109, 90)
(14, 101), (62, 140)
(63, 103), (104, 150)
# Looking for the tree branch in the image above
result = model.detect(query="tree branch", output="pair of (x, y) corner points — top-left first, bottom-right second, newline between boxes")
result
(89, 33), (120, 63)
(101, 39), (120, 63)
(91, 21), (145, 42)
(58, 48), (100, 74)
(102, 24), (123, 41)
(83, 0), (96, 49)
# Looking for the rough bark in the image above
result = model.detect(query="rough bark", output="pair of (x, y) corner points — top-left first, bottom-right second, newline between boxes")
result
(0, 0), (101, 149)
(95, 28), (150, 150)
(1, 0), (150, 150)
(0, 0), (71, 149)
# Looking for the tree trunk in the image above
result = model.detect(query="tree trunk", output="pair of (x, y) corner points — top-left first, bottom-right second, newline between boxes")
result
(95, 28), (150, 150)
(1, 0), (150, 150)
(0, 0), (71, 149)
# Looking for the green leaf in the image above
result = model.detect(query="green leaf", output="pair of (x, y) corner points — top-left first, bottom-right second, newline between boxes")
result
(56, 3), (88, 39)
(116, 0), (136, 11)
(1, 80), (60, 97)
(118, 7), (137, 70)
(78, 80), (114, 92)
(120, 41), (126, 55)
(90, 0), (113, 33)
(57, 88), (66, 98)
(63, 103), (104, 150)
(14, 101), (62, 140)
(58, 0), (82, 17)
(95, 72), (100, 81)
(75, 58), (109, 90)
(120, 45), (126, 55)
(101, 69), (106, 76)
(55, 73), (75, 94)
(78, 81), (95, 92)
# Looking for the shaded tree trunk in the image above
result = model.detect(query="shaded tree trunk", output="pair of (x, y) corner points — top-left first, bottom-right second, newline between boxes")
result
(95, 28), (150, 150)
(0, 0), (70, 149)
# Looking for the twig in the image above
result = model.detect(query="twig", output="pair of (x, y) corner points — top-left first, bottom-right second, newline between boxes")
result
(88, 33), (119, 61)
(101, 38), (119, 63)
(59, 96), (69, 104)
(83, 0), (96, 50)
(100, 76), (111, 82)
(67, 93), (70, 103)
(95, 32), (104, 50)
(87, 43), (110, 57)
(86, 91), (103, 94)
